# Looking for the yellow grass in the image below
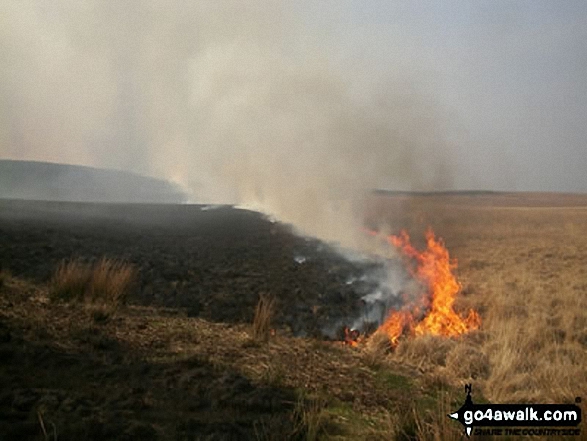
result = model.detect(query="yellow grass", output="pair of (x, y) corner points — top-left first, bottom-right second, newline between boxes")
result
(49, 260), (92, 302)
(367, 193), (587, 406)
(4, 192), (586, 440)
(87, 258), (137, 306)
(253, 293), (275, 343)
(50, 258), (137, 318)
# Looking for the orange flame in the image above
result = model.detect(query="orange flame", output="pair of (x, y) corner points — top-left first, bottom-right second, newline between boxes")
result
(372, 228), (480, 346)
(343, 327), (361, 347)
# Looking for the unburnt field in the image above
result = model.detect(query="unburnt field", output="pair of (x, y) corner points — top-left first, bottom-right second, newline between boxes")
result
(366, 192), (587, 403)
(0, 193), (586, 440)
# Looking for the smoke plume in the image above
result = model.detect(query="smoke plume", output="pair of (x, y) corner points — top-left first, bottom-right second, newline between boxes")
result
(0, 1), (454, 249)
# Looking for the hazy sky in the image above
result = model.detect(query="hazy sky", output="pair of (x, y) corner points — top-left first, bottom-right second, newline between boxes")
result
(297, 1), (587, 192)
(1, 0), (586, 197)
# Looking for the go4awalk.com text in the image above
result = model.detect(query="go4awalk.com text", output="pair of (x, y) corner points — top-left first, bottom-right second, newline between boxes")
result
(448, 384), (582, 437)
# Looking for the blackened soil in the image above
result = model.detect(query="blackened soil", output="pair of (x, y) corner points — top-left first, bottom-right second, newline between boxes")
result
(0, 200), (419, 441)
(0, 199), (382, 336)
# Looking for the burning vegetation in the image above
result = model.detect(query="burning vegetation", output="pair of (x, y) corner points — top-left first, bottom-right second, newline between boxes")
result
(345, 228), (481, 348)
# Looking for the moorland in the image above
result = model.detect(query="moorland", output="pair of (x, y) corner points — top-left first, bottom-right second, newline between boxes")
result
(1, 192), (586, 440)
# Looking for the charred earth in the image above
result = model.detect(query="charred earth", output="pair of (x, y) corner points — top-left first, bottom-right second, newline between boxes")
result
(0, 199), (425, 440)
(0, 199), (389, 336)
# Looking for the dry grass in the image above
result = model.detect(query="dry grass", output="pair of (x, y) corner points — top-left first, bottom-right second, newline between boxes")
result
(253, 293), (275, 342)
(49, 258), (137, 319)
(1, 274), (422, 440)
(444, 342), (489, 381)
(87, 258), (136, 306)
(408, 391), (464, 441)
(362, 330), (393, 368)
(4, 192), (587, 440)
(49, 260), (92, 302)
(394, 335), (457, 372)
(466, 225), (587, 403)
(292, 395), (328, 441)
(253, 393), (328, 441)
(368, 193), (587, 406)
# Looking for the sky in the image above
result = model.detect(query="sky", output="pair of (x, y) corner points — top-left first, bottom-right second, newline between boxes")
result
(0, 1), (586, 232)
(297, 1), (587, 192)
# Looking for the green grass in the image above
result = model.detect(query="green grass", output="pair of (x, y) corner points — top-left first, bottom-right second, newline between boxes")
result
(374, 369), (412, 390)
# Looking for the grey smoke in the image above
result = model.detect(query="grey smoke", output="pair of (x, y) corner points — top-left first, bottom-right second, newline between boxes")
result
(0, 0), (455, 250)
(4, 1), (585, 337)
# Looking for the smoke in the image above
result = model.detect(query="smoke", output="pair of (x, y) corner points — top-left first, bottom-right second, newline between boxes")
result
(0, 1), (455, 249)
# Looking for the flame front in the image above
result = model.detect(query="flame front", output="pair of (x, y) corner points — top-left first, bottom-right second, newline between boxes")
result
(375, 228), (481, 345)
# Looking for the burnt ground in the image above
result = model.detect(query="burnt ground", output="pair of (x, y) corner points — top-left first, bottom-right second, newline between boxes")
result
(0, 199), (424, 441)
(0, 199), (387, 336)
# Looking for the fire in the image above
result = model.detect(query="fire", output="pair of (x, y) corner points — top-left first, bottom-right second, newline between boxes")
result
(343, 327), (361, 347)
(372, 228), (481, 346)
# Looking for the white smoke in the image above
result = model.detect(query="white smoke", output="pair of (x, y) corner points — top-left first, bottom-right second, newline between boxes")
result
(0, 0), (455, 252)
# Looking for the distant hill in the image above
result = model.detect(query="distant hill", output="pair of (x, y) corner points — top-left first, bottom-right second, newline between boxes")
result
(372, 189), (503, 197)
(0, 160), (187, 203)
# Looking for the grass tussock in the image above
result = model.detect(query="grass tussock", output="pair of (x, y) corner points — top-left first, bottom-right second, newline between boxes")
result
(50, 258), (137, 318)
(50, 260), (92, 302)
(87, 258), (136, 306)
(362, 330), (393, 368)
(292, 395), (328, 441)
(253, 293), (275, 343)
